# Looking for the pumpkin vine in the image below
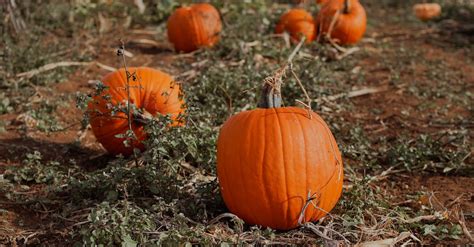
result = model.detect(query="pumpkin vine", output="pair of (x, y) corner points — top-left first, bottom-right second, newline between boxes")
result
(117, 40), (141, 165)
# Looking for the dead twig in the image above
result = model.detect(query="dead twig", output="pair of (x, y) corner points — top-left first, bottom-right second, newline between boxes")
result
(345, 87), (387, 98)
(6, 0), (26, 34)
(402, 214), (444, 224)
(175, 70), (198, 83)
(16, 61), (115, 78)
(356, 231), (419, 247)
(326, 10), (341, 44)
(218, 85), (233, 118)
(289, 63), (312, 119)
(458, 210), (474, 242)
(301, 223), (334, 242)
(207, 213), (242, 226)
(446, 193), (466, 208)
(95, 62), (116, 72)
(335, 47), (360, 60)
(324, 86), (389, 101)
(369, 167), (404, 182)
(173, 49), (201, 59)
(129, 38), (163, 47)
(286, 36), (306, 63)
(16, 62), (90, 78)
(133, 0), (145, 14)
(130, 29), (159, 35)
(298, 191), (350, 244)
(70, 220), (91, 227)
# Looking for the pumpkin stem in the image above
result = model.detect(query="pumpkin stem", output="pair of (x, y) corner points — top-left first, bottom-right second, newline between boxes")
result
(258, 75), (283, 108)
(343, 0), (351, 14)
(132, 109), (153, 125)
(258, 36), (306, 109)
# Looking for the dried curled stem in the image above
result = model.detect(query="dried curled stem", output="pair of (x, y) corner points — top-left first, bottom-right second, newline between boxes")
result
(298, 191), (350, 244)
(289, 63), (312, 119)
(343, 0), (351, 14)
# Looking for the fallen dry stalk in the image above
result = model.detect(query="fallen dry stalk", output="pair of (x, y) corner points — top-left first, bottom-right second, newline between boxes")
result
(454, 208), (474, 242)
(335, 47), (360, 60)
(129, 38), (163, 47)
(130, 29), (159, 35)
(290, 66), (312, 118)
(16, 61), (115, 78)
(402, 214), (442, 224)
(326, 10), (341, 45)
(356, 231), (420, 247)
(207, 213), (242, 226)
(324, 86), (389, 101)
(459, 216), (474, 242)
(297, 191), (350, 244)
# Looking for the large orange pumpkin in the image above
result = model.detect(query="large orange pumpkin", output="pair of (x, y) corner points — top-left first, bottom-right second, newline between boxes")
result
(167, 3), (222, 53)
(88, 67), (185, 156)
(413, 3), (442, 21)
(275, 9), (316, 43)
(217, 84), (343, 230)
(315, 0), (367, 45)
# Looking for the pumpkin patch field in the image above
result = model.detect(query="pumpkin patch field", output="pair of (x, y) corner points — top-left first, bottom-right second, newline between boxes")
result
(1, 0), (473, 245)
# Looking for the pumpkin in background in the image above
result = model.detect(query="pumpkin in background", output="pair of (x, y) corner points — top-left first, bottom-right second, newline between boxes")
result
(167, 3), (222, 53)
(315, 0), (328, 4)
(275, 9), (316, 43)
(217, 78), (343, 230)
(315, 0), (367, 45)
(88, 67), (185, 156)
(413, 3), (442, 21)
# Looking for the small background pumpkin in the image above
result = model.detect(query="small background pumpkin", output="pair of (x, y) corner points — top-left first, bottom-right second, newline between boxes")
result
(167, 3), (222, 53)
(275, 9), (316, 43)
(315, 0), (367, 45)
(315, 0), (329, 4)
(88, 67), (185, 155)
(413, 3), (442, 21)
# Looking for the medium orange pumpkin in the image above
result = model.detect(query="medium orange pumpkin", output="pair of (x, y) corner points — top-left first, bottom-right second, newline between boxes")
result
(167, 3), (222, 53)
(88, 67), (185, 156)
(275, 9), (316, 43)
(315, 0), (367, 45)
(413, 3), (442, 21)
(217, 82), (343, 230)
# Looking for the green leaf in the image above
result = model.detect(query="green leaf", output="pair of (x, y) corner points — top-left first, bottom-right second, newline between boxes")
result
(423, 224), (437, 236)
(106, 190), (118, 202)
(121, 234), (137, 247)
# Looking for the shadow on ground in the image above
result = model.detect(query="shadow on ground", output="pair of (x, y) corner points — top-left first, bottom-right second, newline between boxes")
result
(0, 137), (113, 171)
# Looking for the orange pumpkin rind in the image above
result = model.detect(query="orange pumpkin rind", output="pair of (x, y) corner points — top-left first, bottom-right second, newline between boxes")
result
(167, 3), (222, 53)
(315, 0), (367, 45)
(88, 67), (185, 156)
(217, 72), (343, 230)
(275, 8), (316, 43)
(413, 3), (442, 21)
